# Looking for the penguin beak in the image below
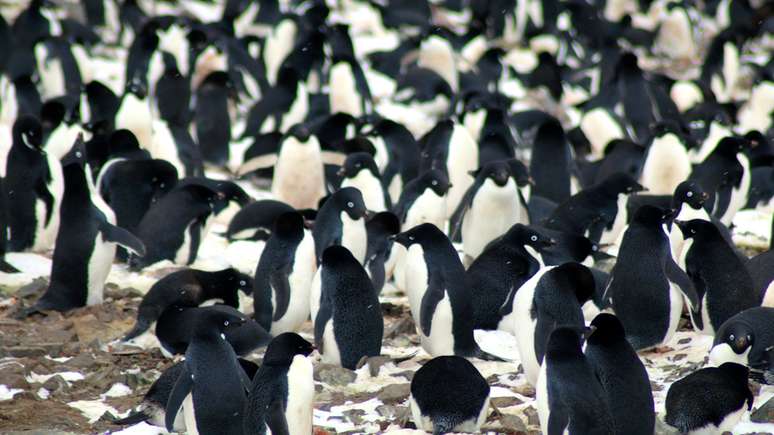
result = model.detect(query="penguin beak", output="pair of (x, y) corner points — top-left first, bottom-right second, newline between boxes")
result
(735, 336), (748, 350)
(526, 176), (535, 186)
(363, 210), (375, 220)
(701, 191), (709, 201)
(336, 167), (346, 177)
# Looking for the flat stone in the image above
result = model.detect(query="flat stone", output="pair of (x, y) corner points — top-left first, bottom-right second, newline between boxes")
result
(513, 383), (536, 397)
(313, 364), (356, 386)
(492, 397), (523, 408)
(0, 361), (29, 389)
(522, 406), (540, 426)
(377, 383), (410, 403)
(16, 278), (48, 298)
(751, 395), (774, 423)
(499, 414), (528, 433)
(1, 346), (47, 358)
(41, 374), (70, 393)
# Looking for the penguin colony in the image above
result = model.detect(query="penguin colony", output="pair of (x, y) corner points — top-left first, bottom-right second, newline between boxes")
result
(0, 0), (773, 434)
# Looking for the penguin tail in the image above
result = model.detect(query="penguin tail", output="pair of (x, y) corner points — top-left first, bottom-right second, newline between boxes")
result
(0, 259), (19, 273)
(122, 319), (151, 342)
(111, 409), (150, 425)
(431, 416), (458, 435)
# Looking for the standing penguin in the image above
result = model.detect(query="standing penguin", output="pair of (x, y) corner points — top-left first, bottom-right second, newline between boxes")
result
(536, 326), (614, 435)
(0, 176), (17, 272)
(27, 136), (145, 313)
(364, 211), (401, 293)
(585, 313), (655, 435)
(665, 363), (753, 434)
(608, 206), (700, 350)
(243, 333), (315, 435)
(466, 224), (554, 330)
(253, 212), (316, 335)
(677, 219), (758, 335)
(338, 152), (389, 212)
(4, 115), (63, 252)
(640, 123), (693, 195)
(409, 356), (490, 434)
(123, 267), (253, 341)
(312, 187), (370, 264)
(508, 262), (596, 386)
(393, 169), (451, 231)
(114, 79), (153, 150)
(164, 308), (252, 435)
(689, 136), (750, 225)
(195, 71), (234, 165)
(314, 246), (383, 370)
(452, 160), (530, 261)
(393, 223), (500, 360)
(709, 307), (774, 368)
(529, 117), (575, 205)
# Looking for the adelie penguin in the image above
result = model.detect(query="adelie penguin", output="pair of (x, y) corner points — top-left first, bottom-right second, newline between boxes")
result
(393, 223), (503, 360)
(709, 307), (774, 371)
(506, 262), (596, 386)
(393, 168), (451, 231)
(536, 326), (615, 435)
(364, 211), (401, 293)
(123, 267), (253, 341)
(665, 363), (753, 434)
(25, 136), (146, 314)
(165, 308), (252, 435)
(312, 187), (370, 264)
(608, 206), (700, 351)
(338, 152), (389, 212)
(314, 246), (383, 370)
(677, 219), (758, 335)
(243, 333), (315, 435)
(409, 356), (491, 434)
(195, 71), (235, 165)
(585, 313), (655, 435)
(253, 212), (316, 335)
(4, 115), (63, 252)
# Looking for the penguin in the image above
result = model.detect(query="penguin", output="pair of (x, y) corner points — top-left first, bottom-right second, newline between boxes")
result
(393, 169), (451, 231)
(329, 57), (372, 118)
(156, 305), (271, 357)
(709, 307), (774, 369)
(392, 223), (502, 360)
(677, 219), (758, 335)
(585, 313), (655, 435)
(312, 187), (370, 264)
(338, 152), (389, 212)
(409, 356), (490, 434)
(114, 358), (259, 431)
(536, 326), (615, 435)
(466, 224), (554, 330)
(608, 206), (700, 350)
(253, 212), (316, 335)
(689, 136), (750, 226)
(129, 183), (222, 269)
(241, 67), (308, 137)
(529, 117), (574, 205)
(154, 51), (190, 126)
(372, 118), (421, 204)
(664, 363), (753, 435)
(195, 71), (234, 165)
(314, 246), (383, 370)
(115, 78), (153, 151)
(243, 333), (315, 435)
(27, 136), (146, 313)
(164, 308), (252, 435)
(364, 211), (401, 293)
(123, 267), (254, 341)
(451, 160), (530, 261)
(0, 176), (18, 273)
(507, 262), (596, 386)
(4, 115), (63, 252)
(640, 123), (693, 195)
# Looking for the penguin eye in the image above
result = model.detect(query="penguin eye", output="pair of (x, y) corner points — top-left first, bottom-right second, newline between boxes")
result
(408, 235), (415, 241)
(691, 229), (696, 234)
(592, 245), (598, 251)
(686, 191), (693, 197)
(356, 163), (361, 168)
(347, 201), (354, 208)
(431, 180), (438, 186)
(75, 151), (82, 158)
(240, 280), (246, 286)
(729, 334), (735, 341)
(224, 320), (229, 326)
(530, 235), (538, 242)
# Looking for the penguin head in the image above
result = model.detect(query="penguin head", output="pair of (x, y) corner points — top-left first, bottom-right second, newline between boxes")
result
(109, 129), (143, 157)
(273, 211), (306, 239)
(194, 306), (248, 335)
(40, 100), (66, 132)
(587, 313), (626, 346)
(717, 362), (751, 386)
(263, 332), (314, 366)
(220, 268), (254, 296)
(545, 326), (589, 360)
(321, 245), (359, 269)
(673, 181), (709, 209)
(598, 172), (645, 196)
(391, 223), (443, 248)
(675, 219), (715, 240)
(716, 322), (754, 355)
(287, 123), (313, 143)
(366, 212), (401, 238)
(632, 205), (673, 227)
(552, 262), (596, 305)
(506, 224), (555, 249)
(333, 187), (370, 220)
(125, 77), (147, 99)
(61, 134), (87, 168)
(13, 115), (43, 150)
(714, 136), (749, 158)
(507, 159), (533, 188)
(419, 169), (451, 196)
(338, 152), (379, 179)
(471, 161), (511, 187)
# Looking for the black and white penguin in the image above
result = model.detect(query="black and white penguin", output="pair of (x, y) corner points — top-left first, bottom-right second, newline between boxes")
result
(536, 326), (615, 435)
(194, 71), (234, 165)
(27, 136), (145, 313)
(392, 223), (501, 360)
(314, 246), (383, 370)
(466, 224), (554, 330)
(129, 183), (222, 269)
(747, 223), (774, 305)
(243, 333), (315, 435)
(253, 212), (316, 335)
(164, 308), (252, 435)
(409, 356), (490, 434)
(608, 205), (699, 350)
(115, 78), (153, 151)
(709, 307), (774, 369)
(155, 304), (271, 358)
(665, 363), (753, 434)
(529, 117), (575, 205)
(393, 168), (451, 231)
(451, 160), (530, 261)
(364, 211), (401, 293)
(338, 152), (389, 212)
(123, 267), (253, 341)
(677, 219), (758, 335)
(640, 123), (693, 195)
(4, 115), (63, 252)
(312, 187), (370, 264)
(585, 313), (655, 435)
(689, 136), (750, 226)
(507, 262), (596, 386)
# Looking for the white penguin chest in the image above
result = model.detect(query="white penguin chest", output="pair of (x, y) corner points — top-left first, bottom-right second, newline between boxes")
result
(600, 193), (629, 245)
(285, 355), (314, 435)
(272, 139), (324, 209)
(342, 171), (386, 212)
(641, 134), (691, 195)
(340, 212), (367, 264)
(272, 232), (316, 334)
(321, 319), (342, 366)
(329, 63), (363, 118)
(405, 190), (447, 230)
(463, 179), (521, 258)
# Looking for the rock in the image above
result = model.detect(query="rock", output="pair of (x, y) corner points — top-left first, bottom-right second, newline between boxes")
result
(84, 367), (121, 391)
(522, 406), (540, 426)
(377, 383), (410, 403)
(650, 381), (664, 392)
(513, 383), (536, 397)
(314, 364), (356, 386)
(384, 317), (416, 339)
(491, 397), (523, 408)
(499, 414), (527, 433)
(1, 346), (47, 358)
(16, 278), (48, 298)
(364, 356), (391, 377)
(672, 353), (686, 362)
(751, 395), (774, 423)
(376, 404), (398, 418)
(677, 338), (691, 345)
(72, 314), (132, 344)
(41, 375), (69, 393)
(342, 409), (366, 425)
(104, 285), (142, 300)
(66, 353), (98, 370)
(0, 361), (29, 389)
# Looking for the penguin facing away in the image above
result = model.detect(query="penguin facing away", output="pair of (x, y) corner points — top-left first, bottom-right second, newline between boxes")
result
(243, 333), (315, 435)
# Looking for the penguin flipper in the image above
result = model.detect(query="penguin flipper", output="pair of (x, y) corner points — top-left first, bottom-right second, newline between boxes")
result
(266, 398), (291, 435)
(448, 187), (474, 241)
(269, 265), (291, 322)
(236, 153), (278, 177)
(546, 402), (569, 435)
(419, 279), (445, 337)
(313, 298), (332, 355)
(666, 257), (700, 317)
(165, 366), (193, 432)
(498, 284), (518, 317)
(111, 409), (150, 425)
(186, 218), (205, 265)
(34, 176), (55, 226)
(99, 221), (146, 257)
(0, 259), (19, 273)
